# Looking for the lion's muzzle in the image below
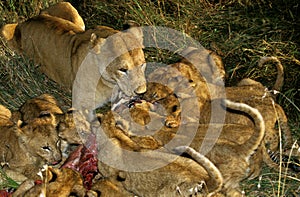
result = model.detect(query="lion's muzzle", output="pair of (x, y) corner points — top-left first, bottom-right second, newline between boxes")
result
(134, 83), (147, 95)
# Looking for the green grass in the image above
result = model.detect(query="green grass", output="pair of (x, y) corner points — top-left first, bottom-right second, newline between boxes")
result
(0, 0), (299, 196)
(0, 166), (19, 190)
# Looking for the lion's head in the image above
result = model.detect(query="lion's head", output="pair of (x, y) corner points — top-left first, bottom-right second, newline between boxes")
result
(16, 112), (62, 165)
(92, 23), (147, 97)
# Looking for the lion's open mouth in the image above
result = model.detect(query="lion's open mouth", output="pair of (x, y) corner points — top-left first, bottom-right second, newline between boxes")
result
(111, 90), (145, 112)
(127, 96), (143, 108)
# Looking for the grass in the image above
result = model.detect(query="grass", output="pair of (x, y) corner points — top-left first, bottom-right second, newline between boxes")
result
(0, 0), (299, 196)
(0, 40), (71, 111)
(0, 166), (19, 190)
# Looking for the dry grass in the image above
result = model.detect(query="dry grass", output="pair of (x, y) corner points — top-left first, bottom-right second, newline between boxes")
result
(0, 0), (299, 195)
(0, 0), (71, 111)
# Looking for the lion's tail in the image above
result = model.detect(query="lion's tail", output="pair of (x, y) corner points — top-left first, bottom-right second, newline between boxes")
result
(173, 146), (223, 197)
(222, 99), (265, 158)
(258, 56), (284, 92)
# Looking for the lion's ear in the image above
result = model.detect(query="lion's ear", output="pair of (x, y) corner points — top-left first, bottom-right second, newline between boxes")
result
(1, 23), (22, 52)
(123, 20), (143, 46)
(89, 33), (106, 54)
(123, 20), (140, 30)
(1, 24), (18, 41)
(15, 120), (27, 138)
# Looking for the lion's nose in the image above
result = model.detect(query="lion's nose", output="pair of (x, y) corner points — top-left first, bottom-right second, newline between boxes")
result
(134, 83), (147, 95)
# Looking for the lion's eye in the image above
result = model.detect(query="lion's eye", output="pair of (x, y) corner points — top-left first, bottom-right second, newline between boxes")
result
(152, 92), (158, 98)
(42, 146), (52, 152)
(119, 68), (128, 73)
(172, 105), (178, 112)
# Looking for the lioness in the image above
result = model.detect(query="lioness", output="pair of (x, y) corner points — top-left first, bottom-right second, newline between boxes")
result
(1, 3), (147, 108)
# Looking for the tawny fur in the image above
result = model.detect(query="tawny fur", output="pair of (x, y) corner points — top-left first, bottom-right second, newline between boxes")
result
(181, 99), (265, 196)
(18, 93), (63, 122)
(57, 108), (91, 144)
(40, 2), (85, 31)
(145, 55), (294, 172)
(0, 112), (61, 182)
(13, 167), (87, 197)
(198, 56), (293, 171)
(97, 147), (224, 197)
(1, 4), (147, 108)
(126, 99), (265, 196)
(55, 108), (92, 162)
(174, 146), (224, 197)
(0, 104), (13, 126)
(179, 46), (225, 83)
(91, 178), (137, 196)
(147, 61), (210, 111)
(97, 110), (159, 151)
(96, 111), (224, 196)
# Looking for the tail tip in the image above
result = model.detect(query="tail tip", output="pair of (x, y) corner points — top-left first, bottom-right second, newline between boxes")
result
(173, 146), (188, 154)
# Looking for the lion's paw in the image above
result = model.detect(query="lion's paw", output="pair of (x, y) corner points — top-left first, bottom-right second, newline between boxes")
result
(176, 181), (206, 196)
(165, 117), (180, 128)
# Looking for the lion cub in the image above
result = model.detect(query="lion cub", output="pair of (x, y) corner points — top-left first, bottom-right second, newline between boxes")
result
(56, 108), (93, 161)
(173, 99), (265, 196)
(200, 57), (295, 171)
(96, 99), (224, 196)
(148, 55), (295, 172)
(95, 123), (224, 197)
(144, 47), (225, 124)
(57, 108), (91, 145)
(98, 97), (264, 196)
(13, 166), (91, 197)
(0, 110), (62, 182)
(147, 61), (209, 111)
(111, 149), (224, 197)
(179, 46), (225, 83)
(18, 93), (64, 122)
